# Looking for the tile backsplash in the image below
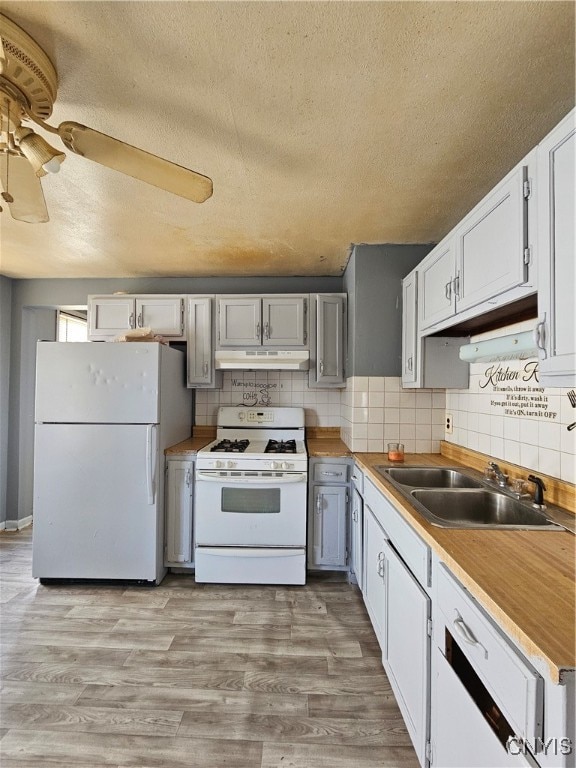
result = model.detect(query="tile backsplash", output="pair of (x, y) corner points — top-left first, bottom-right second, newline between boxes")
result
(194, 332), (574, 485)
(445, 325), (575, 484)
(195, 371), (341, 427)
(341, 377), (446, 453)
(194, 372), (445, 455)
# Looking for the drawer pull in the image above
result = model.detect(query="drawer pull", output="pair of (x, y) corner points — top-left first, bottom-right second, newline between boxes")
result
(320, 471), (340, 476)
(453, 614), (488, 659)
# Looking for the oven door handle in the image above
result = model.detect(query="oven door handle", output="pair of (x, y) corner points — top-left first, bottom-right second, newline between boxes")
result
(196, 472), (307, 484)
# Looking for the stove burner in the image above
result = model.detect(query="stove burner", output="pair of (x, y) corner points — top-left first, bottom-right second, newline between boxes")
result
(211, 439), (250, 453)
(265, 439), (297, 454)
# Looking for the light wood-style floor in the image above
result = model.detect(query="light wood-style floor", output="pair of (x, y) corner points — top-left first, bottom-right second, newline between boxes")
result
(0, 528), (418, 768)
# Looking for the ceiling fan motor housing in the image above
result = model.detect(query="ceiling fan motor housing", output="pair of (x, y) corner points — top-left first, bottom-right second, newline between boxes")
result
(0, 13), (57, 119)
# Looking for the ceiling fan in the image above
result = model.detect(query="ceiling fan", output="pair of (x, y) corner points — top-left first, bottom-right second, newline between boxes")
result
(0, 13), (213, 223)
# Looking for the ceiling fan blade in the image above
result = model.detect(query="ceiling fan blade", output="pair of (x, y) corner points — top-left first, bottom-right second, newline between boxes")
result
(58, 122), (213, 203)
(0, 153), (49, 223)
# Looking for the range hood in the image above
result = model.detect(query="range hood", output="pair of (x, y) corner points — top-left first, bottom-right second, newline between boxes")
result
(215, 350), (310, 371)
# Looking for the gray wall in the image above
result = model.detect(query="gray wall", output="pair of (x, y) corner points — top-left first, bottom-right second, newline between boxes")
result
(5, 275), (342, 524)
(344, 244), (433, 377)
(0, 276), (12, 525)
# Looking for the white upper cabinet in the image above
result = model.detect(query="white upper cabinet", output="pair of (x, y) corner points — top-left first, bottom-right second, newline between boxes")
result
(402, 269), (419, 385)
(535, 109), (575, 386)
(88, 295), (184, 339)
(262, 297), (306, 346)
(217, 297), (261, 346)
(418, 158), (534, 334)
(218, 296), (307, 347)
(187, 296), (219, 388)
(455, 165), (528, 313)
(419, 237), (456, 330)
(309, 293), (346, 387)
(88, 296), (135, 338)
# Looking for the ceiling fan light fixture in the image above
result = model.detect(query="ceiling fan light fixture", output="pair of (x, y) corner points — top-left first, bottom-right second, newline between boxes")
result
(14, 126), (65, 175)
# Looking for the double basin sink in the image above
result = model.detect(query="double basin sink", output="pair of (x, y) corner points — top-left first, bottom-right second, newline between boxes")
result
(375, 466), (566, 530)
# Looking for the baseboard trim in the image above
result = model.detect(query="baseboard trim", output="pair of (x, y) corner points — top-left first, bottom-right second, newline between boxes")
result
(5, 516), (32, 531)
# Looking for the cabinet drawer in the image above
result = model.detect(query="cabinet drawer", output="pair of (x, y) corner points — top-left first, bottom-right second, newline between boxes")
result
(435, 565), (543, 743)
(364, 477), (429, 587)
(313, 462), (349, 483)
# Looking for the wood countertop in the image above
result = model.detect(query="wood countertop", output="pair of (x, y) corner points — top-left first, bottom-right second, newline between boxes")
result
(306, 437), (351, 457)
(164, 436), (213, 455)
(353, 452), (576, 684)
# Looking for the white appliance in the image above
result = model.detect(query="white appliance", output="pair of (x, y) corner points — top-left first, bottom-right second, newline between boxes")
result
(32, 342), (192, 584)
(195, 406), (308, 585)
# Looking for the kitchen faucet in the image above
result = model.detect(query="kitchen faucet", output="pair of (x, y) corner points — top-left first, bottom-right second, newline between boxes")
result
(487, 462), (509, 488)
(527, 475), (547, 510)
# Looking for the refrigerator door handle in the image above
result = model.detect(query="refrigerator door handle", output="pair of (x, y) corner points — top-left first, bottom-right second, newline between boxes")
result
(146, 425), (157, 504)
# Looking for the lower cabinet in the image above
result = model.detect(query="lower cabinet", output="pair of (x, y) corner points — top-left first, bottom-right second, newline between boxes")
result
(362, 505), (387, 651)
(362, 476), (432, 765)
(164, 456), (194, 569)
(308, 458), (351, 570)
(384, 540), (431, 767)
(350, 481), (364, 591)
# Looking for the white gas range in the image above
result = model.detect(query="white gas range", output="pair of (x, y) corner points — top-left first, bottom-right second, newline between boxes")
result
(194, 407), (308, 585)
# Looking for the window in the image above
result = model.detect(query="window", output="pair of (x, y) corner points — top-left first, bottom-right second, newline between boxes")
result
(58, 312), (88, 342)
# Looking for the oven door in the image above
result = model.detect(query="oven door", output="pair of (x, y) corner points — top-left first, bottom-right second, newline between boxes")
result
(195, 471), (307, 546)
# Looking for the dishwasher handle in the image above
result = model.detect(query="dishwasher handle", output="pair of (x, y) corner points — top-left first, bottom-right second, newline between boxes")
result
(453, 612), (488, 659)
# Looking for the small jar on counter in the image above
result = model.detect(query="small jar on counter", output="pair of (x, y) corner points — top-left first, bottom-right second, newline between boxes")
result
(388, 443), (405, 462)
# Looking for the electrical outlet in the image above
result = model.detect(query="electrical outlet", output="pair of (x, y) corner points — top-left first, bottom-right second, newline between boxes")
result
(445, 413), (453, 434)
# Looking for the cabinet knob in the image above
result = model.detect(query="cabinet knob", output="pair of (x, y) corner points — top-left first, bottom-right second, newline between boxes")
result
(256, 322), (261, 339)
(203, 361), (209, 376)
(445, 280), (452, 301)
(137, 312), (143, 328)
(129, 312), (135, 328)
(264, 322), (270, 340)
(319, 361), (324, 375)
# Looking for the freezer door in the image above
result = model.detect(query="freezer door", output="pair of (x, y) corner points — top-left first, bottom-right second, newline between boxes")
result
(33, 424), (161, 581)
(35, 342), (161, 424)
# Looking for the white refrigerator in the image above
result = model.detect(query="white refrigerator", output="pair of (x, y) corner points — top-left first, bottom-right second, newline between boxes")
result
(32, 342), (192, 584)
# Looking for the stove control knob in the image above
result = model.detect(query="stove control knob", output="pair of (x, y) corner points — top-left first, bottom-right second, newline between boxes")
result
(270, 461), (279, 470)
(227, 460), (236, 469)
(282, 461), (290, 470)
(238, 412), (246, 420)
(214, 460), (224, 469)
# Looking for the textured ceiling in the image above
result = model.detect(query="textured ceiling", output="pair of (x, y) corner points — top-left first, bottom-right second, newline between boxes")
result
(0, 1), (574, 279)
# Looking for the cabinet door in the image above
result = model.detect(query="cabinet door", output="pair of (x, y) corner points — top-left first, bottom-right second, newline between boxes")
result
(351, 487), (364, 592)
(88, 297), (135, 338)
(165, 459), (193, 565)
(456, 165), (527, 314)
(218, 298), (261, 346)
(314, 294), (345, 385)
(136, 298), (184, 337)
(311, 485), (347, 567)
(187, 297), (214, 386)
(384, 541), (430, 767)
(363, 506), (387, 652)
(402, 270), (418, 386)
(419, 239), (456, 330)
(262, 296), (306, 346)
(536, 110), (575, 384)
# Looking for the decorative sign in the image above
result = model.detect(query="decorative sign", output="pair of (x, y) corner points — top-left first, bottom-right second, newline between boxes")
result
(231, 377), (282, 407)
(478, 361), (558, 420)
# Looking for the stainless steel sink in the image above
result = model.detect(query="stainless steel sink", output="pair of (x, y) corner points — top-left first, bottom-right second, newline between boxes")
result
(379, 466), (483, 489)
(410, 489), (562, 529)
